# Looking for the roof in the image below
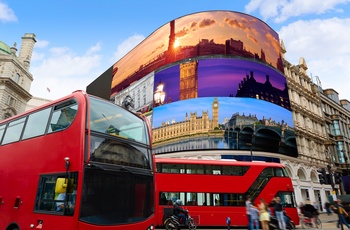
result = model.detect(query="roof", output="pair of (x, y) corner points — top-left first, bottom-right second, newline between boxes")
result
(0, 40), (11, 55)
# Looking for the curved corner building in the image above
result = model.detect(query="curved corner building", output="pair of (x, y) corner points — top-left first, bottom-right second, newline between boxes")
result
(108, 10), (295, 160)
(87, 10), (323, 211)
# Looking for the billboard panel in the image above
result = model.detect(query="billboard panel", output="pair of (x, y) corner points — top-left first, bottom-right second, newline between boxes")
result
(87, 10), (296, 158)
(110, 11), (283, 98)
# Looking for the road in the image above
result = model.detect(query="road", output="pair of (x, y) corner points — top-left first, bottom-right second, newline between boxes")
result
(156, 212), (340, 229)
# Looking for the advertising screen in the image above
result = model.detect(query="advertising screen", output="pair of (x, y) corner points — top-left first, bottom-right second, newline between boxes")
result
(110, 11), (283, 98)
(87, 10), (297, 158)
(152, 58), (297, 156)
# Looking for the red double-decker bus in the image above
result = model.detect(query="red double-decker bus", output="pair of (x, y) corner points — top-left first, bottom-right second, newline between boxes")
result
(155, 157), (299, 228)
(0, 90), (155, 230)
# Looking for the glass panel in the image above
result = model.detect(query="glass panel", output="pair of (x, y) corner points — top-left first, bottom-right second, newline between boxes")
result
(276, 191), (296, 208)
(22, 107), (51, 140)
(34, 172), (78, 216)
(0, 124), (5, 143)
(48, 100), (78, 133)
(186, 164), (204, 174)
(80, 167), (154, 225)
(90, 135), (151, 169)
(2, 117), (26, 145)
(89, 96), (149, 145)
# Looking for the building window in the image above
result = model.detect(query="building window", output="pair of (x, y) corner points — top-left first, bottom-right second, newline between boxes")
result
(14, 73), (20, 83)
(7, 96), (16, 107)
(332, 120), (341, 136)
(3, 113), (11, 120)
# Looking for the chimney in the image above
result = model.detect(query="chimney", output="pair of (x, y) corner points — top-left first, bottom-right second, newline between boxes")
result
(18, 33), (36, 70)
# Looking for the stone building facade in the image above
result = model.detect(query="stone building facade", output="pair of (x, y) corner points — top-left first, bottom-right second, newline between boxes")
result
(0, 33), (36, 120)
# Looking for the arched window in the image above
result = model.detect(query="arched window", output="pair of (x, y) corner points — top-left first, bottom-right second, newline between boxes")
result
(4, 113), (12, 120)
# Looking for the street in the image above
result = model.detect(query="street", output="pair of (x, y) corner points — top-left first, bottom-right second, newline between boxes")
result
(156, 212), (340, 229)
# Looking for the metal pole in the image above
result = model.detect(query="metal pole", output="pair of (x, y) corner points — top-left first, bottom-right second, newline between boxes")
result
(250, 142), (253, 161)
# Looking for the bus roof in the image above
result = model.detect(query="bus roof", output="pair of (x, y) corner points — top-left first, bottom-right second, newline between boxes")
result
(0, 90), (87, 125)
(155, 157), (284, 167)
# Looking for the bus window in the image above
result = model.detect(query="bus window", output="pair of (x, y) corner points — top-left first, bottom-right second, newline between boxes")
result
(277, 191), (296, 208)
(1, 117), (26, 145)
(275, 167), (285, 177)
(0, 124), (5, 143)
(205, 165), (221, 174)
(89, 96), (149, 145)
(186, 192), (198, 206)
(22, 107), (51, 140)
(157, 163), (185, 173)
(34, 173), (78, 215)
(90, 135), (151, 169)
(186, 164), (204, 174)
(48, 100), (78, 133)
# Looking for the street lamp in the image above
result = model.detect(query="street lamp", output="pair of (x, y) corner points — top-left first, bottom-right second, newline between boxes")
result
(154, 81), (165, 106)
(341, 149), (349, 175)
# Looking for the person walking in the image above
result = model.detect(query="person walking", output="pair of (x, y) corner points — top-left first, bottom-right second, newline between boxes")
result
(324, 201), (332, 215)
(246, 195), (253, 230)
(272, 196), (286, 230)
(337, 199), (350, 229)
(258, 198), (270, 230)
(251, 205), (260, 230)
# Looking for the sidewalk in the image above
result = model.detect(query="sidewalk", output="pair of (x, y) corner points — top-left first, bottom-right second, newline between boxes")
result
(296, 212), (340, 229)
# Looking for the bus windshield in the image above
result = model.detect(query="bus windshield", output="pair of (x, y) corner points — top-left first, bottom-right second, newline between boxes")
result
(89, 96), (149, 145)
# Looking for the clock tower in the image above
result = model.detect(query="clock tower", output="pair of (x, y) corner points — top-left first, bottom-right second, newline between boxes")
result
(212, 97), (219, 129)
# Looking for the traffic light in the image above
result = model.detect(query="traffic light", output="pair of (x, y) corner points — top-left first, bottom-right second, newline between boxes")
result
(334, 172), (342, 184)
(317, 168), (328, 184)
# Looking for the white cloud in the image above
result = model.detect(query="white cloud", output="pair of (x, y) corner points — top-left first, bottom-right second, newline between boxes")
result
(279, 17), (350, 100)
(0, 1), (17, 22)
(111, 34), (145, 63)
(35, 40), (50, 48)
(245, 0), (350, 22)
(30, 44), (103, 100)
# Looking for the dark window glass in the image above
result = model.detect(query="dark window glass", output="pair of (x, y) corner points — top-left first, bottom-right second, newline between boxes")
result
(80, 166), (154, 225)
(156, 163), (249, 175)
(158, 191), (244, 206)
(276, 191), (296, 208)
(34, 172), (78, 215)
(90, 135), (151, 169)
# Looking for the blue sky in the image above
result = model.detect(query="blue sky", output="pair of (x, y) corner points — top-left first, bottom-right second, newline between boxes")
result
(1, 0), (350, 101)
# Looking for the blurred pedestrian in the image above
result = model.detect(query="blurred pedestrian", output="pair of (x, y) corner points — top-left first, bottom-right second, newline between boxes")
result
(337, 199), (350, 229)
(251, 205), (260, 230)
(259, 198), (270, 230)
(324, 201), (332, 215)
(272, 196), (286, 230)
(246, 195), (253, 230)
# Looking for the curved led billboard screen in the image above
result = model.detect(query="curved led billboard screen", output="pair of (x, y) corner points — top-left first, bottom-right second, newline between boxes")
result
(87, 10), (298, 158)
(152, 58), (296, 157)
(111, 10), (284, 97)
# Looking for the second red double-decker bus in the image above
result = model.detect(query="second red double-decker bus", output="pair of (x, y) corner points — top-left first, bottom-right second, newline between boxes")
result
(0, 90), (154, 230)
(154, 157), (299, 228)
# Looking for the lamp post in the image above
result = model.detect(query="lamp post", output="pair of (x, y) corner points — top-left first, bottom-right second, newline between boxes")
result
(342, 149), (349, 175)
(154, 81), (165, 107)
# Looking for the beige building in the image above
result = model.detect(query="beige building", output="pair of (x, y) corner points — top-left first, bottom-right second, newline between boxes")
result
(280, 40), (332, 210)
(0, 33), (36, 120)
